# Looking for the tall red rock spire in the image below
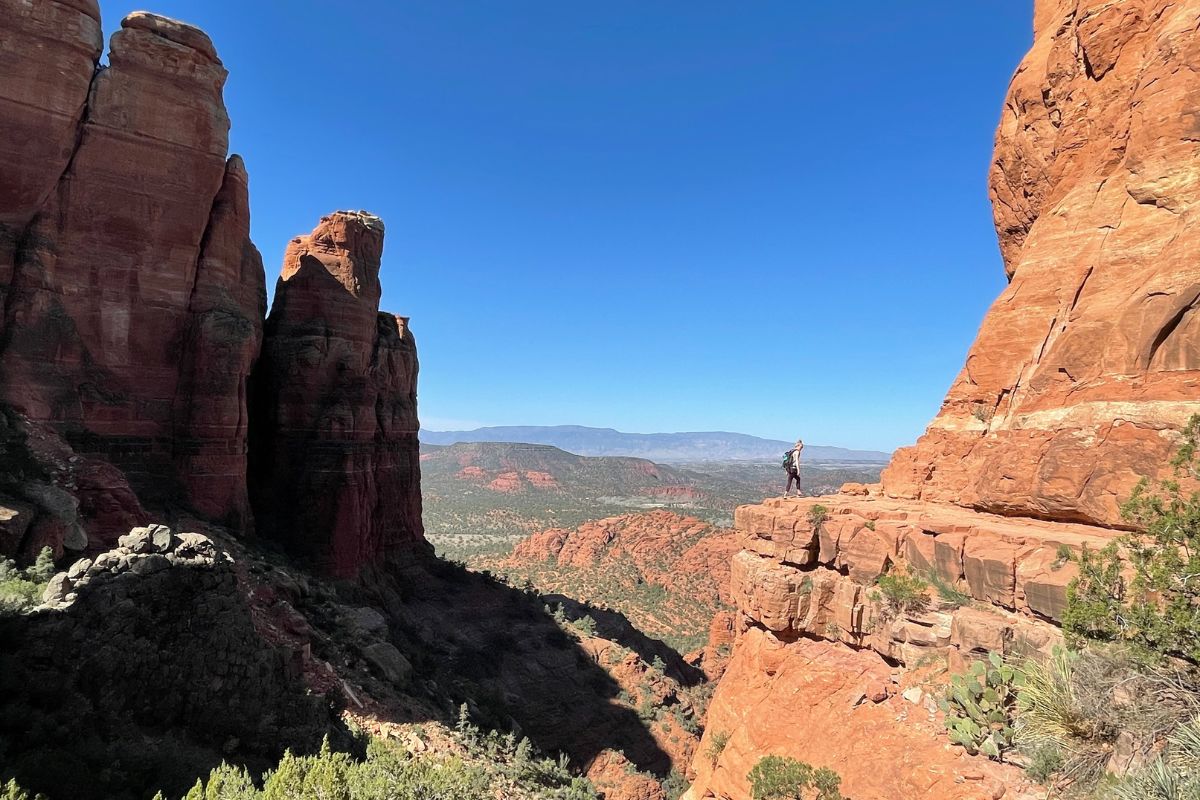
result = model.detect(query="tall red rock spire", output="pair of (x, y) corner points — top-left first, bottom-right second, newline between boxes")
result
(250, 212), (425, 577)
(0, 6), (424, 573)
(0, 7), (263, 542)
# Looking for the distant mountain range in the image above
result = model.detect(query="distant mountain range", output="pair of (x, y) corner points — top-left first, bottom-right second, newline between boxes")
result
(419, 424), (890, 463)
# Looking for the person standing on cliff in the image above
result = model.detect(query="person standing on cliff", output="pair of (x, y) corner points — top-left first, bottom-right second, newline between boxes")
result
(783, 439), (804, 497)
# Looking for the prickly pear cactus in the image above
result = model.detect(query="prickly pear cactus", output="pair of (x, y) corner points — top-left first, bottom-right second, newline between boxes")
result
(939, 652), (1023, 761)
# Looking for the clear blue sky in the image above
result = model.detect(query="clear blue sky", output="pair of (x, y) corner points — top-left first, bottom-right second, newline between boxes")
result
(101, 2), (1032, 452)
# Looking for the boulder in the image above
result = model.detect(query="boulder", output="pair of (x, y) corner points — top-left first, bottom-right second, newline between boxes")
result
(361, 642), (412, 687)
(346, 607), (389, 636)
(42, 572), (72, 604)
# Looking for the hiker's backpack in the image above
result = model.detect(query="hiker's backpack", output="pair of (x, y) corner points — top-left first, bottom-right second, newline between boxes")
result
(781, 451), (794, 472)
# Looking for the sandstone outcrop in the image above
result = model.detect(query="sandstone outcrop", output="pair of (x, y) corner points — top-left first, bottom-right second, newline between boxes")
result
(881, 0), (1200, 527)
(689, 631), (1036, 800)
(0, 6), (263, 537)
(0, 4), (422, 576)
(732, 496), (1076, 663)
(685, 495), (1073, 799)
(250, 212), (424, 577)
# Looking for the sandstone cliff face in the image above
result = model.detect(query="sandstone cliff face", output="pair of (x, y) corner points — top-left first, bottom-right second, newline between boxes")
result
(250, 212), (424, 577)
(0, 4), (422, 576)
(689, 6), (1200, 796)
(0, 6), (264, 537)
(685, 495), (1066, 800)
(883, 0), (1200, 527)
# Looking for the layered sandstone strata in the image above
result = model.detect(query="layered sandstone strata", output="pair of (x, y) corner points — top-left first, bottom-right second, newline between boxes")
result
(0, 6), (264, 533)
(731, 495), (1081, 664)
(250, 212), (425, 577)
(882, 0), (1200, 526)
(685, 495), (1073, 799)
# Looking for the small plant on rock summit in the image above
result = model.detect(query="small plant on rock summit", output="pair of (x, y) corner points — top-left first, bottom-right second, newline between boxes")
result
(807, 505), (829, 527)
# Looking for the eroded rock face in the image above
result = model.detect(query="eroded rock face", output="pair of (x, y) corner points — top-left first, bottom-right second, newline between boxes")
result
(0, 6), (422, 573)
(0, 8), (264, 533)
(250, 212), (424, 577)
(882, 0), (1200, 526)
(684, 631), (1034, 800)
(685, 496), (1066, 800)
(0, 0), (102, 292)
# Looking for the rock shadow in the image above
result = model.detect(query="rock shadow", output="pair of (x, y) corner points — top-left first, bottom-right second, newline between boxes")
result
(354, 556), (678, 778)
(0, 539), (347, 800)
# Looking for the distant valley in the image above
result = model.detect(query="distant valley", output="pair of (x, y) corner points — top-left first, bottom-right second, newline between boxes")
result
(421, 440), (884, 562)
(420, 424), (891, 463)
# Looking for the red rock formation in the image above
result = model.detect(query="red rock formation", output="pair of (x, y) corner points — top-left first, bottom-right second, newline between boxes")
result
(689, 6), (1200, 796)
(172, 155), (267, 530)
(487, 472), (524, 493)
(0, 6), (422, 575)
(685, 493), (1094, 798)
(0, 7), (263, 538)
(509, 511), (736, 590)
(523, 470), (559, 488)
(0, 0), (101, 295)
(250, 212), (425, 577)
(689, 632), (1034, 800)
(882, 0), (1200, 526)
(499, 511), (738, 651)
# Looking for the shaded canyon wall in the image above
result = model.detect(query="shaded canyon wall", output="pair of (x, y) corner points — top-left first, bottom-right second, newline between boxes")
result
(0, 2), (423, 575)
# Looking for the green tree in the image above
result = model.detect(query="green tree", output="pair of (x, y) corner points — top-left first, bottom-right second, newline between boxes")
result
(747, 755), (842, 800)
(1064, 414), (1200, 663)
(28, 547), (56, 584)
